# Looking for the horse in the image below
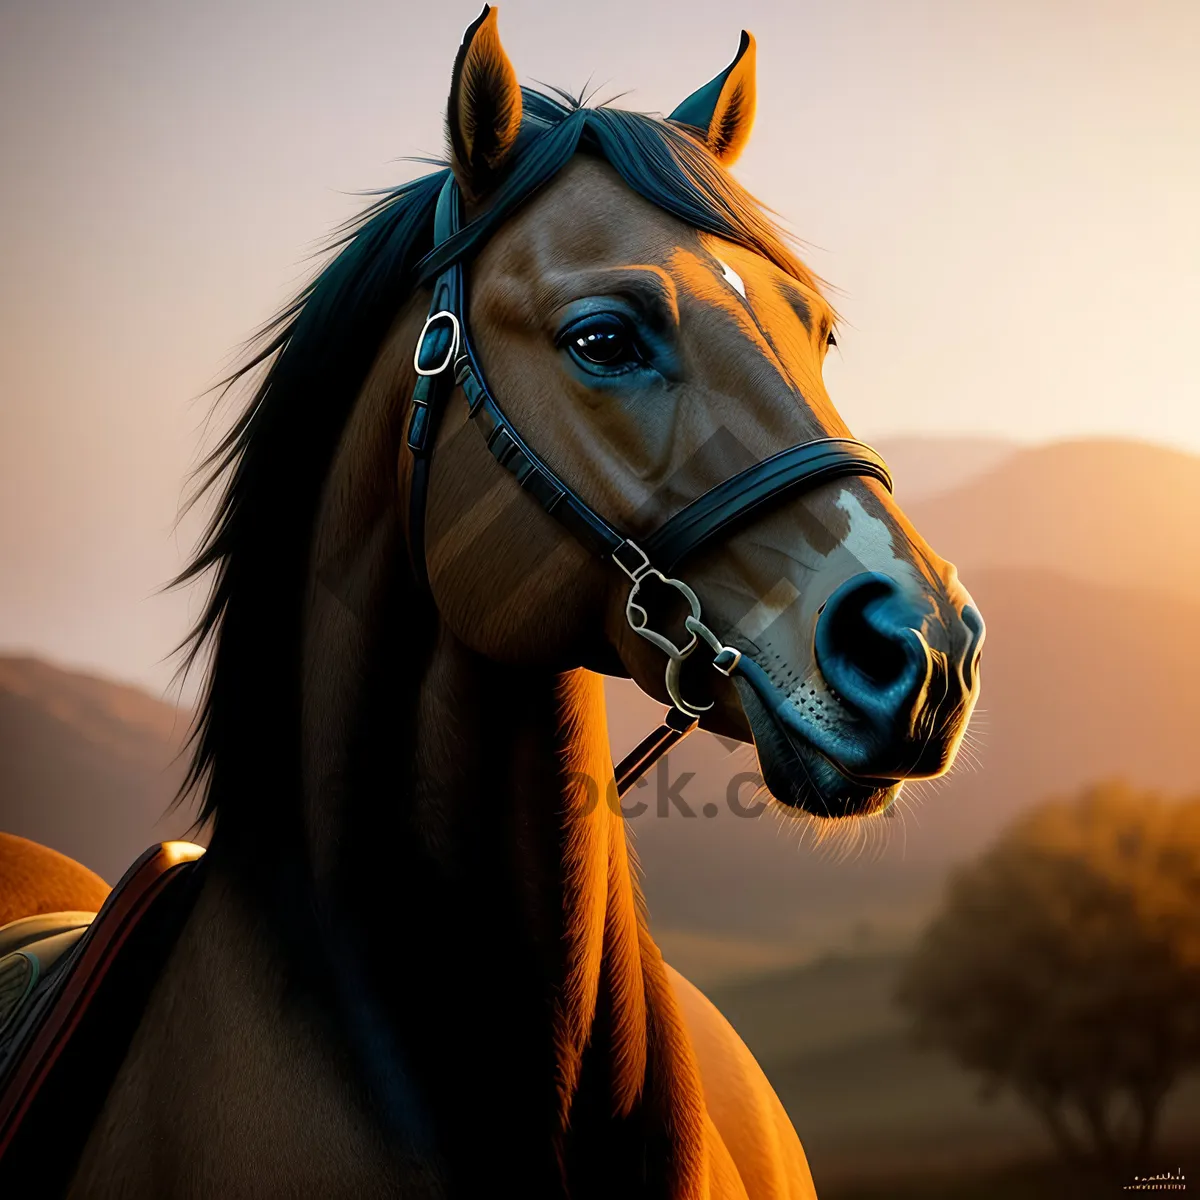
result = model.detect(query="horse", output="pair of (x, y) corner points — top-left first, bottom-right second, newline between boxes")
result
(0, 8), (985, 1196)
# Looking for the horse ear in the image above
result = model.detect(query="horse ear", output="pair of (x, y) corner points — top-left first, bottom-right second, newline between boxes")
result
(668, 31), (757, 166)
(446, 6), (523, 197)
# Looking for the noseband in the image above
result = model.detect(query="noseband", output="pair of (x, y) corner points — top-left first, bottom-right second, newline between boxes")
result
(405, 176), (892, 796)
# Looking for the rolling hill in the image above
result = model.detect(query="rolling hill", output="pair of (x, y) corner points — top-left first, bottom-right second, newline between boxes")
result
(870, 435), (1020, 503)
(904, 437), (1200, 606)
(0, 656), (195, 883)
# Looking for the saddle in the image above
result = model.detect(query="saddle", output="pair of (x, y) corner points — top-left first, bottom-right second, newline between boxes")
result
(0, 841), (206, 1192)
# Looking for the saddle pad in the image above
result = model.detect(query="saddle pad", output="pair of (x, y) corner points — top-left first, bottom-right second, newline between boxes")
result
(0, 913), (96, 961)
(0, 841), (206, 1191)
(0, 921), (93, 1040)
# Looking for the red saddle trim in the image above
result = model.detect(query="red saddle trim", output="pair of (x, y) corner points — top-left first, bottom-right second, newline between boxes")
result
(0, 841), (205, 1162)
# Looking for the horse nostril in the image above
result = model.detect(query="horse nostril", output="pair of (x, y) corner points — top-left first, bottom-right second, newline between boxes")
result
(814, 572), (931, 725)
(824, 590), (911, 689)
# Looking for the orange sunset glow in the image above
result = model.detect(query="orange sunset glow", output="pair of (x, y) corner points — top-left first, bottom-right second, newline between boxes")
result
(2, 3), (1199, 1196)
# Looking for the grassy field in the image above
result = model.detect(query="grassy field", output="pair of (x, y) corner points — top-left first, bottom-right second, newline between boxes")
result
(704, 951), (1200, 1193)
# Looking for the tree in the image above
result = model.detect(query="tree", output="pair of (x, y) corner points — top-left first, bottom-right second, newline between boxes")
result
(896, 781), (1200, 1171)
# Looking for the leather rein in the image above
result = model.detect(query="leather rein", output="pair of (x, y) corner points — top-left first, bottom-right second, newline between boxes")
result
(404, 175), (893, 797)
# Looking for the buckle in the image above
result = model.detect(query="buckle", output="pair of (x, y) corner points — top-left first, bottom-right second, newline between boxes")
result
(612, 540), (654, 583)
(413, 311), (460, 376)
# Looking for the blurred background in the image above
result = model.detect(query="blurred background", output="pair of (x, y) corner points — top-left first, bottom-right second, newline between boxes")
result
(2, 0), (1199, 1195)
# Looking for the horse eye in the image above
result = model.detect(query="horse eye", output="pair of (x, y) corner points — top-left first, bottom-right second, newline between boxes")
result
(561, 313), (644, 371)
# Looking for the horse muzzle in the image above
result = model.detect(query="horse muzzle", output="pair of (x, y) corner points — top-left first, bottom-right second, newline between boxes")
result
(721, 570), (985, 816)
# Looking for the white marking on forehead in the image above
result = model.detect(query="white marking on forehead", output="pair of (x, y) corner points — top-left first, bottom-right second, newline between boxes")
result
(715, 258), (746, 300)
(736, 578), (801, 641)
(833, 489), (923, 590)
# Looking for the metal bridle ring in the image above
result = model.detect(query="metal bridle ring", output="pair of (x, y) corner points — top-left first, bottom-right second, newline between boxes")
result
(413, 311), (461, 376)
(624, 569), (703, 663)
(664, 656), (714, 717)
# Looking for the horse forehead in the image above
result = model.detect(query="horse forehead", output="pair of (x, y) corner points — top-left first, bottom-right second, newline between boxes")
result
(492, 157), (700, 272)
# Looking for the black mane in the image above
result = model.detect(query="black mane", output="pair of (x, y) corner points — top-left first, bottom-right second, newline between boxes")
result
(174, 87), (824, 846)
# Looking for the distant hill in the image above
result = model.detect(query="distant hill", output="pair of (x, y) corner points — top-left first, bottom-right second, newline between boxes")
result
(905, 437), (1200, 606)
(0, 656), (195, 883)
(885, 565), (1200, 850)
(870, 435), (1020, 503)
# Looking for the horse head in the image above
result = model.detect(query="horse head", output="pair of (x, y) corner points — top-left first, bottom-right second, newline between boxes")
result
(408, 7), (985, 821)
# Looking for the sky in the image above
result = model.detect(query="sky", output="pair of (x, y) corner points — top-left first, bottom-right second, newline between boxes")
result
(1, 0), (1198, 692)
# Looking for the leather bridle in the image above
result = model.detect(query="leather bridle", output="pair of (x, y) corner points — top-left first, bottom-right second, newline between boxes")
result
(405, 175), (893, 797)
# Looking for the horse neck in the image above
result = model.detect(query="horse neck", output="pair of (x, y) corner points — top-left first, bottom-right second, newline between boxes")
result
(410, 639), (645, 1122)
(304, 612), (704, 1190)
(288, 329), (707, 1190)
